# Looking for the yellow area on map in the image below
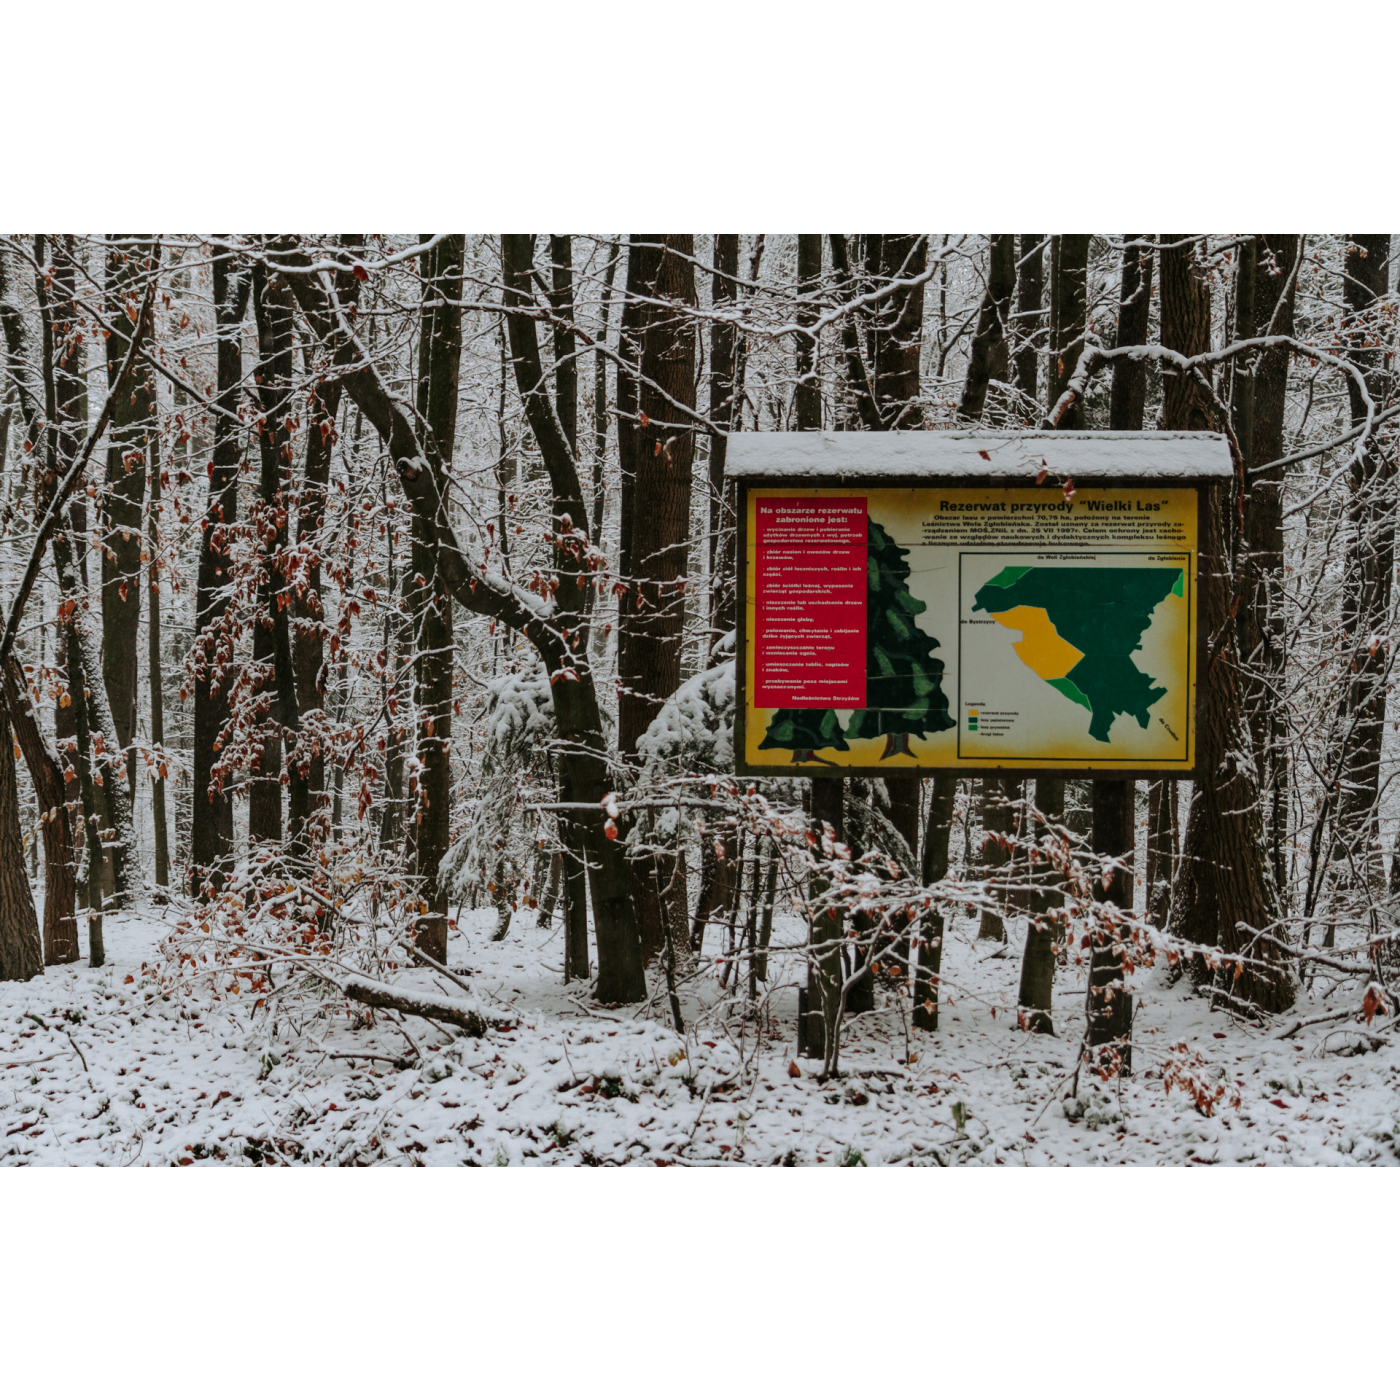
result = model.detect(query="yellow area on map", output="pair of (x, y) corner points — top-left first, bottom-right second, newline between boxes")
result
(988, 606), (1084, 680)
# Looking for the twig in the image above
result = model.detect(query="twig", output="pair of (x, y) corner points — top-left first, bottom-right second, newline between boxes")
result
(65, 1032), (88, 1074)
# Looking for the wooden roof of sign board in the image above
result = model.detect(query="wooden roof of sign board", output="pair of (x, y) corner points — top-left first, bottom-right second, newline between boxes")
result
(723, 430), (1234, 481)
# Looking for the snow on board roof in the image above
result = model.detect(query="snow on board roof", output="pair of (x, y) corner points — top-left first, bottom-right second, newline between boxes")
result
(724, 430), (1233, 481)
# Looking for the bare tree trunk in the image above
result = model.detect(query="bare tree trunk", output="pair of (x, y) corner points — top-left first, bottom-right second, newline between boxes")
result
(1328, 236), (1393, 897)
(249, 261), (312, 858)
(1047, 235), (1090, 425)
(1086, 779), (1134, 1068)
(409, 235), (464, 964)
(957, 234), (1015, 422)
(913, 773), (957, 1031)
(1011, 235), (1044, 415)
(147, 439), (169, 888)
(1247, 235), (1300, 897)
(1018, 776), (1064, 1032)
(4, 658), (77, 963)
(1161, 238), (1293, 1014)
(190, 245), (247, 897)
(0, 701), (42, 982)
(616, 236), (697, 965)
(102, 239), (155, 816)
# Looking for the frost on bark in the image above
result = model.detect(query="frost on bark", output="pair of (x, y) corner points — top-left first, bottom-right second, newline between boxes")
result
(1160, 238), (1294, 1014)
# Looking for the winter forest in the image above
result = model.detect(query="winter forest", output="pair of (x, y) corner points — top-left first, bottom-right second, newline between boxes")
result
(1, 230), (1398, 1169)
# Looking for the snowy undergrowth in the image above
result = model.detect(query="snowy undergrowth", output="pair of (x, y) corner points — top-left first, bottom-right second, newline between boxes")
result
(1, 902), (1397, 1166)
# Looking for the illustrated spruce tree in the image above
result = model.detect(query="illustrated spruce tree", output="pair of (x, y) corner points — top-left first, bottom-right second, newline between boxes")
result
(758, 706), (849, 765)
(847, 519), (954, 758)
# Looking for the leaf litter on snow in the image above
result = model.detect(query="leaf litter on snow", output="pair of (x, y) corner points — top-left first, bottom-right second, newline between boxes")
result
(1, 903), (1398, 1166)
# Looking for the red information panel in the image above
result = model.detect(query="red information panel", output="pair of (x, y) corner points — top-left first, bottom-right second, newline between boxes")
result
(753, 496), (867, 707)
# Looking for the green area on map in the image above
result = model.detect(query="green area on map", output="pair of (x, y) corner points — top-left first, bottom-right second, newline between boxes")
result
(971, 567), (1183, 743)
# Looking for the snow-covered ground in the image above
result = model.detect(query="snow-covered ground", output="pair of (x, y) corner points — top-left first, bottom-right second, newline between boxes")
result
(1, 901), (1396, 1166)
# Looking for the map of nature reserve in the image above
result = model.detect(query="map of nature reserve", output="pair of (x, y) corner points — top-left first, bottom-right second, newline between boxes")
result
(743, 485), (1198, 772)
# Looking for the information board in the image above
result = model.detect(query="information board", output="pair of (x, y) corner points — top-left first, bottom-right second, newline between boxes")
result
(739, 483), (1203, 776)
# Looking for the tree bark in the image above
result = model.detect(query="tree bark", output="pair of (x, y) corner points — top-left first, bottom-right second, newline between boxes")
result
(147, 440), (169, 887)
(1086, 778), (1134, 1068)
(190, 245), (248, 898)
(4, 657), (77, 964)
(1048, 235), (1090, 425)
(803, 775), (845, 1069)
(249, 261), (311, 857)
(1246, 235), (1299, 896)
(409, 235), (464, 964)
(1018, 775), (1064, 1033)
(1328, 235), (1393, 894)
(957, 234), (1015, 422)
(0, 701), (42, 982)
(1160, 238), (1294, 1014)
(1109, 237), (1154, 431)
(102, 239), (155, 817)
(913, 773), (957, 1031)
(1012, 236), (1044, 414)
(615, 236), (697, 965)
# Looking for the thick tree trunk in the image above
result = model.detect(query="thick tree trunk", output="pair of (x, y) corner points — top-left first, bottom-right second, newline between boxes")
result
(410, 235), (464, 964)
(616, 236), (697, 966)
(102, 240), (154, 816)
(249, 263), (312, 857)
(190, 246), (247, 898)
(1328, 235), (1393, 897)
(1160, 238), (1293, 1014)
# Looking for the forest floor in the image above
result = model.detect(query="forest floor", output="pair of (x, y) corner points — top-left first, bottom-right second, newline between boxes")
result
(1, 898), (1397, 1167)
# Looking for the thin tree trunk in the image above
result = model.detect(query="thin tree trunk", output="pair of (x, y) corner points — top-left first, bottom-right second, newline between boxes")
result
(4, 658), (77, 964)
(957, 233), (1015, 422)
(1248, 235), (1300, 897)
(1018, 775), (1064, 1033)
(1048, 235), (1090, 425)
(804, 775), (845, 1071)
(1086, 778), (1134, 1068)
(147, 439), (169, 888)
(913, 773), (958, 1032)
(1012, 235), (1044, 414)
(1109, 236), (1154, 431)
(0, 701), (42, 982)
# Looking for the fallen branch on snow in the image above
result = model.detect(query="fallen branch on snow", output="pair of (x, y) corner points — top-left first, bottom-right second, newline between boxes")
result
(340, 975), (490, 1037)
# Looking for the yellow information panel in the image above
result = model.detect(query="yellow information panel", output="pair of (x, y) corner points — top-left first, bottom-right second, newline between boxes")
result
(740, 485), (1200, 774)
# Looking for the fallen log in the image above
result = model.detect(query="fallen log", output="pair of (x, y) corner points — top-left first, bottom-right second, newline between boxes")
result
(340, 975), (489, 1037)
